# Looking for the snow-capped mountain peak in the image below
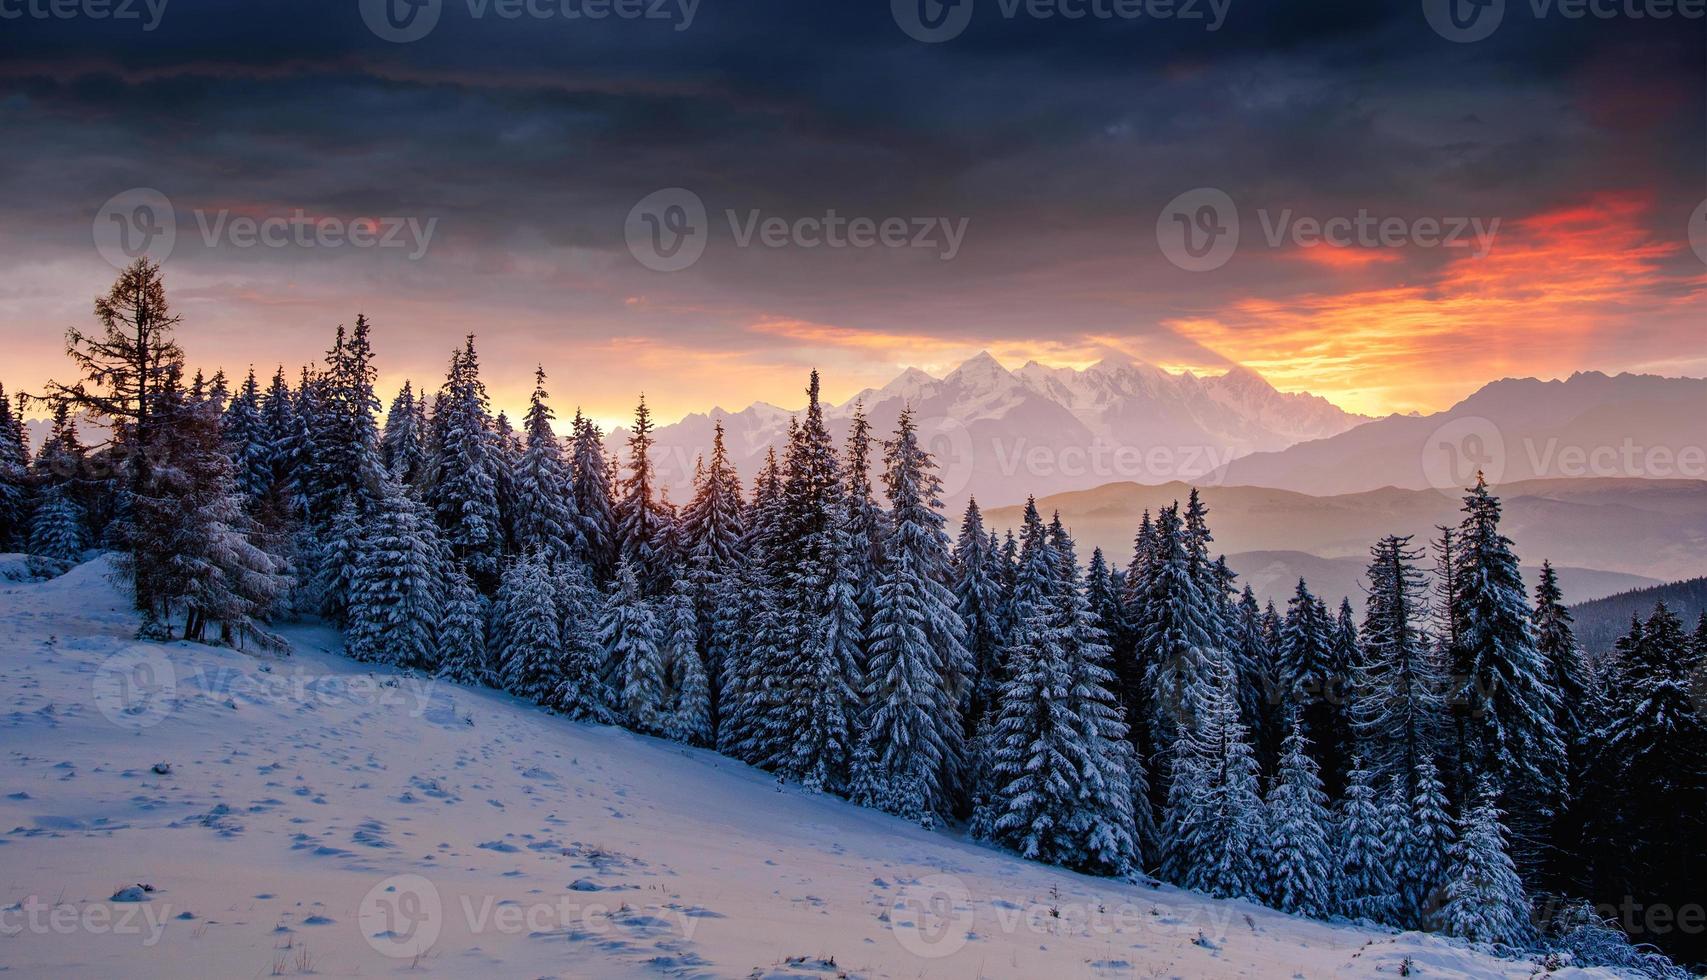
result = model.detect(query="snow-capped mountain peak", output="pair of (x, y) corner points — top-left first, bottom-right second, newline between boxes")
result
(626, 353), (1369, 509)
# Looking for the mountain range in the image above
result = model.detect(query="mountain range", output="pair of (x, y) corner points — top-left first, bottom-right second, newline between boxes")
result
(1214, 371), (1706, 496)
(630, 352), (1369, 510)
(983, 477), (1707, 608)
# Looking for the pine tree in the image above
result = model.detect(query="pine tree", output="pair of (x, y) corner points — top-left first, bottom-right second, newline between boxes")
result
(0, 383), (29, 550)
(220, 368), (270, 504)
(489, 551), (562, 702)
(616, 396), (671, 595)
(552, 557), (615, 722)
(28, 484), (85, 562)
(570, 409), (618, 584)
(1260, 722), (1333, 917)
(1133, 503), (1219, 772)
(601, 560), (666, 733)
(435, 559), (490, 686)
(1332, 757), (1395, 923)
(345, 483), (442, 668)
(1450, 475), (1565, 835)
(381, 380), (428, 488)
(121, 371), (290, 648)
(660, 579), (711, 745)
(429, 337), (503, 586)
(953, 498), (1005, 732)
(513, 367), (583, 564)
(859, 409), (967, 826)
(1355, 534), (1444, 794)
(1279, 577), (1352, 794)
(1162, 651), (1263, 899)
(680, 419), (745, 727)
(1395, 756), (1456, 930)
(1440, 779), (1532, 947)
(259, 367), (299, 504)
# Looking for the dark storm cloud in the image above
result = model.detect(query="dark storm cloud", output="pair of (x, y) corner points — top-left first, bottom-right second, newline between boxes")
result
(0, 0), (1700, 414)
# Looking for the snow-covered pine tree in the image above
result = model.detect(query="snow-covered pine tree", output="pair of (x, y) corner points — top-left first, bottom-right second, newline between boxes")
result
(1133, 503), (1219, 770)
(1530, 559), (1594, 886)
(222, 368), (272, 504)
(513, 366), (583, 564)
(1450, 474), (1565, 837)
(490, 550), (566, 702)
(122, 367), (290, 648)
(1583, 603), (1707, 959)
(1332, 755), (1395, 923)
(381, 380), (428, 488)
(306, 316), (384, 523)
(659, 579), (711, 745)
(259, 366), (299, 504)
(0, 383), (28, 550)
(428, 336), (503, 587)
(313, 498), (363, 626)
(1230, 584), (1281, 773)
(1355, 534), (1444, 795)
(680, 419), (745, 729)
(1440, 778), (1532, 948)
(1260, 722), (1333, 917)
(1161, 650), (1264, 899)
(841, 400), (886, 603)
(552, 556), (615, 722)
(435, 558), (490, 686)
(601, 559), (666, 733)
(860, 408), (967, 826)
(570, 409), (618, 584)
(1279, 577), (1352, 793)
(345, 481), (442, 669)
(28, 483), (85, 563)
(615, 396), (672, 596)
(491, 409), (523, 553)
(954, 497), (1005, 731)
(1395, 756), (1456, 930)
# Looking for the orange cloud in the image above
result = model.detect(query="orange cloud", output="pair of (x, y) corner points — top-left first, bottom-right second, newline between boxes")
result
(1166, 191), (1705, 416)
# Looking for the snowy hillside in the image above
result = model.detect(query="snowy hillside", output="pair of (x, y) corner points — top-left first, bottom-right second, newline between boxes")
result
(623, 353), (1368, 512)
(0, 558), (1611, 979)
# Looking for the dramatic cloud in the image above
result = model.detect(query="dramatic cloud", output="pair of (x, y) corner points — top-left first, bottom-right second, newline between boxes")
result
(0, 0), (1700, 422)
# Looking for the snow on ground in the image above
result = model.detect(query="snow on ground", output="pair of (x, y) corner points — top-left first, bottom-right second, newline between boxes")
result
(0, 558), (1625, 978)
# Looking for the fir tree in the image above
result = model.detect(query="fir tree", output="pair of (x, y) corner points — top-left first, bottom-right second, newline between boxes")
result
(1163, 652), (1263, 899)
(570, 409), (618, 584)
(0, 383), (28, 550)
(1279, 577), (1351, 794)
(429, 337), (503, 586)
(616, 395), (671, 595)
(435, 559), (490, 686)
(1260, 722), (1333, 917)
(1355, 534), (1444, 794)
(513, 366), (583, 564)
(1396, 756), (1456, 930)
(859, 409), (967, 826)
(28, 484), (85, 562)
(1450, 475), (1565, 834)
(222, 368), (272, 503)
(552, 557), (615, 722)
(345, 483), (442, 668)
(493, 550), (569, 702)
(660, 579), (711, 745)
(1440, 779), (1532, 947)
(601, 560), (666, 733)
(1333, 757), (1395, 923)
(953, 497), (1005, 731)
(381, 380), (428, 488)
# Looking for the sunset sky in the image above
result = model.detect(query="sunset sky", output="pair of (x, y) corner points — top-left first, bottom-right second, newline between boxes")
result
(0, 0), (1702, 428)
